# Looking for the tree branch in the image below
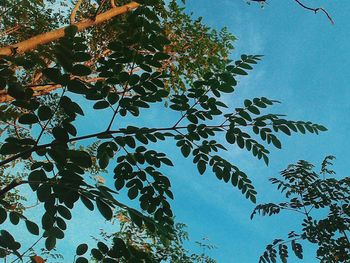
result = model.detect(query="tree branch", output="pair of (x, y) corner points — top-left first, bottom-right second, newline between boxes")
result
(0, 179), (27, 197)
(0, 77), (105, 103)
(0, 25), (21, 38)
(293, 0), (334, 24)
(0, 124), (229, 167)
(70, 0), (84, 24)
(250, 0), (334, 24)
(110, 0), (117, 8)
(0, 1), (140, 56)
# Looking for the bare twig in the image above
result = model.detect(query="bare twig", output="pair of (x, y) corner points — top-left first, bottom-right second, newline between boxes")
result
(250, 0), (334, 24)
(293, 0), (334, 24)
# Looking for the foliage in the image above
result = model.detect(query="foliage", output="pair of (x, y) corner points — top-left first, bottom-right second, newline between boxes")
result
(252, 156), (350, 263)
(88, 210), (216, 262)
(0, 0), (327, 261)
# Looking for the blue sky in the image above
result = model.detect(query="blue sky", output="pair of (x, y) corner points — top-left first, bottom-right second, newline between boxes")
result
(175, 0), (350, 261)
(7, 0), (350, 262)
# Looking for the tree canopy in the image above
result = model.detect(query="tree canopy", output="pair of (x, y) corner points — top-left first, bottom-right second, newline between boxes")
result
(253, 156), (350, 263)
(0, 0), (333, 262)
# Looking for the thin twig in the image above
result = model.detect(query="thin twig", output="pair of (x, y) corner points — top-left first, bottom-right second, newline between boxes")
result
(293, 0), (334, 24)
(11, 237), (43, 263)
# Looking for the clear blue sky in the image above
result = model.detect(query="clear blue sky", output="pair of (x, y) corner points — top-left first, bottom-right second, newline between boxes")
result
(8, 0), (350, 262)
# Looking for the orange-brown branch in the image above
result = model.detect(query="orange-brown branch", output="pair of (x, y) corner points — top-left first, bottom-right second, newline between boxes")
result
(111, 0), (117, 8)
(0, 25), (21, 38)
(0, 1), (140, 57)
(70, 0), (84, 24)
(0, 77), (104, 103)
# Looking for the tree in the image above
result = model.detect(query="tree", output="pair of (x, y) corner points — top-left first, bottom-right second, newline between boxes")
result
(92, 210), (216, 262)
(252, 156), (350, 263)
(0, 0), (328, 262)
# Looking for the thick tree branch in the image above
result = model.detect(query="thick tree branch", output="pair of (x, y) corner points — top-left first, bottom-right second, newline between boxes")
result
(70, 0), (84, 24)
(0, 1), (140, 57)
(0, 179), (27, 197)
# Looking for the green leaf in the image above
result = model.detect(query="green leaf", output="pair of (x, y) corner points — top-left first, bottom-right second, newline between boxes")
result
(73, 52), (92, 62)
(76, 244), (88, 255)
(76, 257), (89, 263)
(69, 150), (92, 168)
(248, 106), (260, 115)
(197, 161), (206, 175)
(271, 135), (282, 149)
(0, 143), (23, 155)
(18, 114), (39, 125)
(9, 212), (20, 225)
(316, 125), (327, 131)
(43, 68), (63, 84)
(238, 110), (252, 121)
(98, 152), (110, 169)
(37, 106), (52, 121)
(52, 127), (69, 141)
(67, 79), (88, 94)
(128, 209), (143, 227)
(71, 64), (91, 76)
(91, 248), (103, 260)
(93, 101), (110, 110)
(45, 236), (56, 250)
(97, 241), (109, 253)
(278, 125), (291, 136)
(80, 196), (94, 211)
(161, 157), (173, 166)
(232, 68), (247, 75)
(0, 208), (7, 224)
(181, 144), (191, 158)
(128, 186), (138, 200)
(96, 199), (113, 220)
(263, 154), (269, 166)
(226, 131), (235, 144)
(57, 205), (72, 220)
(36, 183), (51, 202)
(236, 136), (245, 149)
(154, 52), (171, 60)
(250, 194), (256, 204)
(25, 220), (39, 235)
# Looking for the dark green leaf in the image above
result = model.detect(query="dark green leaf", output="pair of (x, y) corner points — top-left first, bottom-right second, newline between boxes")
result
(76, 244), (88, 256)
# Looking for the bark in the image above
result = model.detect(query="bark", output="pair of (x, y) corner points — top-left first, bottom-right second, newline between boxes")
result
(0, 1), (140, 57)
(70, 0), (84, 24)
(0, 25), (21, 38)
